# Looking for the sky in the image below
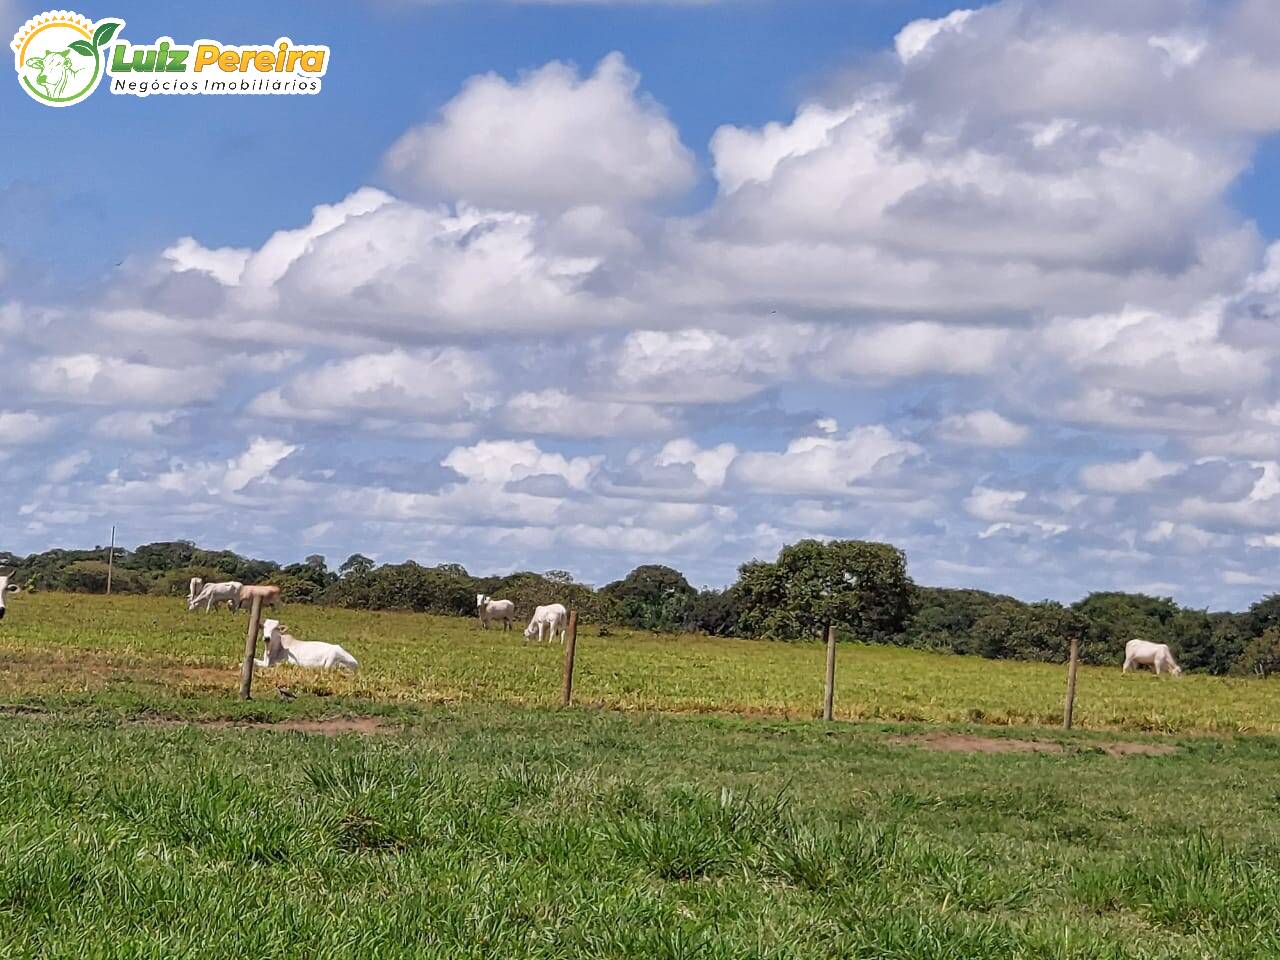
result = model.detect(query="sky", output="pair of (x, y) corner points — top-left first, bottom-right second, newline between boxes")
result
(2, 0), (1280, 609)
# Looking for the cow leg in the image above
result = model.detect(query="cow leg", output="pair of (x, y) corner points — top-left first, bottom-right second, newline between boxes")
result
(1122, 657), (1132, 673)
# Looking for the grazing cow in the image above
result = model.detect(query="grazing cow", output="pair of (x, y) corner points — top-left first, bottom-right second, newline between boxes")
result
(188, 580), (243, 613)
(477, 594), (516, 631)
(524, 603), (568, 643)
(26, 50), (80, 99)
(234, 584), (281, 613)
(0, 568), (17, 621)
(255, 619), (358, 671)
(187, 577), (204, 605)
(1123, 639), (1183, 677)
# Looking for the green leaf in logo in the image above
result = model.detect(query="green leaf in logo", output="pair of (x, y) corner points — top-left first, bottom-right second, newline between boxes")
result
(68, 39), (95, 57)
(92, 21), (120, 49)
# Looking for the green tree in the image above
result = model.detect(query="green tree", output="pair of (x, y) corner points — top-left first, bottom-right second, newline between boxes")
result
(601, 565), (695, 632)
(340, 554), (375, 577)
(735, 539), (912, 642)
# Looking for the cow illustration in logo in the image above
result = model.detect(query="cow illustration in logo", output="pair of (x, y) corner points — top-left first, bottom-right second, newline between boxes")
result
(11, 11), (122, 107)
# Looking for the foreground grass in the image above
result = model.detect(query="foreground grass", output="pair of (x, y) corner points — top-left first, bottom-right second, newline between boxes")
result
(4, 592), (1280, 733)
(0, 700), (1278, 959)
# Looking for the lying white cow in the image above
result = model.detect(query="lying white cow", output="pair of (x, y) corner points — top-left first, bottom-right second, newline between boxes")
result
(524, 603), (568, 643)
(0, 568), (17, 621)
(188, 580), (243, 612)
(255, 618), (358, 671)
(1123, 639), (1182, 677)
(477, 594), (516, 631)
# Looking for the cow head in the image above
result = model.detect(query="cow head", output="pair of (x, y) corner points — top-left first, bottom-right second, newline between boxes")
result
(26, 50), (79, 99)
(0, 568), (17, 620)
(262, 618), (282, 640)
(476, 593), (488, 608)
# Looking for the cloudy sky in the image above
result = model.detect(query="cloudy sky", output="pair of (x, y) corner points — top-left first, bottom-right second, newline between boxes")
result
(3, 0), (1280, 607)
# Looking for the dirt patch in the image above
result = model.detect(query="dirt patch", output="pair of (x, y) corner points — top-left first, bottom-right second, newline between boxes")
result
(140, 716), (398, 737)
(890, 733), (1065, 754)
(1097, 741), (1178, 757)
(889, 732), (1177, 757)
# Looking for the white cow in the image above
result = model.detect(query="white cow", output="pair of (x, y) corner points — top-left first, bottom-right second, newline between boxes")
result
(188, 580), (243, 612)
(255, 619), (358, 671)
(187, 577), (204, 605)
(524, 603), (568, 643)
(477, 594), (516, 631)
(0, 568), (17, 621)
(1123, 639), (1182, 677)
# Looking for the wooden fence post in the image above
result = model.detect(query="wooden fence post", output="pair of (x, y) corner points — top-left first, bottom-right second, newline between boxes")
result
(105, 525), (115, 596)
(238, 594), (264, 701)
(1063, 635), (1080, 730)
(561, 610), (579, 707)
(823, 623), (837, 722)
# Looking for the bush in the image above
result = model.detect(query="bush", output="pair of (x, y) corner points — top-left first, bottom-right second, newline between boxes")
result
(1231, 628), (1280, 677)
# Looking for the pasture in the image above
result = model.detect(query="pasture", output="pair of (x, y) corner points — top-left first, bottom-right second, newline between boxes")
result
(4, 592), (1280, 734)
(3, 593), (1280, 957)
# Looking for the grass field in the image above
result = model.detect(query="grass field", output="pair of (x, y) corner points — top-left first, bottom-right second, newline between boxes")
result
(4, 592), (1280, 734)
(3, 593), (1280, 958)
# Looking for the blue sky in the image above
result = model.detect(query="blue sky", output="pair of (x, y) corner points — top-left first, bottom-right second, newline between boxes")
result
(3, 0), (1280, 608)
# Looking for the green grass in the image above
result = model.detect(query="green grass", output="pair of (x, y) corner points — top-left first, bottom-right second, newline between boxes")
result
(4, 593), (1280, 957)
(4, 592), (1280, 733)
(1, 703), (1279, 958)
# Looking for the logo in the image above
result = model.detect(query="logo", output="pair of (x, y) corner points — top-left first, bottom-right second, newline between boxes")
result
(12, 10), (328, 107)
(12, 11), (120, 106)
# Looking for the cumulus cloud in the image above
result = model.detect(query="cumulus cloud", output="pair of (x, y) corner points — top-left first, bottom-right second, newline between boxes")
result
(383, 53), (695, 212)
(936, 410), (1030, 448)
(592, 326), (806, 403)
(27, 355), (223, 406)
(250, 348), (496, 428)
(503, 389), (676, 437)
(729, 425), (922, 497)
(815, 322), (1013, 380)
(0, 411), (56, 445)
(1080, 452), (1184, 494)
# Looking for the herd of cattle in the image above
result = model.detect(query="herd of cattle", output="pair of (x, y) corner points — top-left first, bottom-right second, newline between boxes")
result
(0, 568), (1186, 678)
(181, 578), (571, 672)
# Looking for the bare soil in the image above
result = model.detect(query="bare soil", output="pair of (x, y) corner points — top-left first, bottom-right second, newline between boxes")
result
(889, 732), (1177, 757)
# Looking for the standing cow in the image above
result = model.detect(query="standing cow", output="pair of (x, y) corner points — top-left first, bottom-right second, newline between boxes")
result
(0, 568), (18, 621)
(234, 584), (282, 613)
(477, 594), (516, 631)
(524, 603), (568, 643)
(1122, 639), (1182, 677)
(188, 580), (243, 612)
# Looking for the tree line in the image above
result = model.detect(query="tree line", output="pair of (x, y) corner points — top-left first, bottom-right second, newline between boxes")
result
(4, 539), (1280, 675)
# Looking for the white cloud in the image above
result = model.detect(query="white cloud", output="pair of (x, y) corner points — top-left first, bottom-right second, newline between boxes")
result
(0, 411), (56, 445)
(936, 410), (1030, 448)
(443, 439), (599, 490)
(91, 411), (179, 442)
(251, 348), (496, 426)
(504, 389), (675, 437)
(816, 322), (1012, 380)
(593, 326), (805, 403)
(655, 438), (738, 488)
(895, 9), (975, 64)
(27, 355), (222, 406)
(224, 438), (297, 493)
(729, 426), (921, 497)
(46, 452), (90, 483)
(383, 53), (694, 212)
(1080, 451), (1184, 493)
